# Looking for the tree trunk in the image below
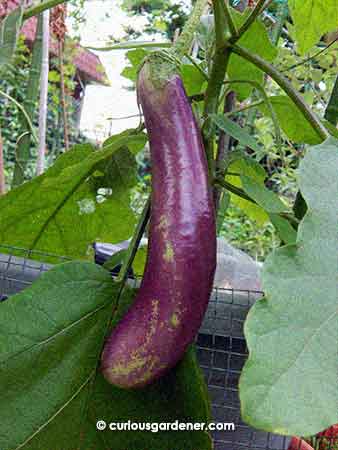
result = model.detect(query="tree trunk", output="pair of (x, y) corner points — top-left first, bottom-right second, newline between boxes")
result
(36, 9), (50, 175)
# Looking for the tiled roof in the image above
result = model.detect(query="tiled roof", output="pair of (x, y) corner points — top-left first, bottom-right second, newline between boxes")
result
(0, 1), (109, 85)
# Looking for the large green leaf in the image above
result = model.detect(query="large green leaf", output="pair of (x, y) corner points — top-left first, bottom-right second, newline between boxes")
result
(259, 95), (322, 145)
(0, 6), (23, 68)
(288, 0), (338, 55)
(228, 11), (277, 100)
(0, 264), (212, 449)
(211, 114), (261, 153)
(80, 346), (212, 450)
(0, 261), (116, 450)
(0, 133), (146, 259)
(240, 137), (338, 436)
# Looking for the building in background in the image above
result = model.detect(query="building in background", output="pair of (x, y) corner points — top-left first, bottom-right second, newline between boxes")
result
(0, 0), (109, 128)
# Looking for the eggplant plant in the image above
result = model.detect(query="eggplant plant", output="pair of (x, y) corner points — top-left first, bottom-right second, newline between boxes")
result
(0, 0), (337, 448)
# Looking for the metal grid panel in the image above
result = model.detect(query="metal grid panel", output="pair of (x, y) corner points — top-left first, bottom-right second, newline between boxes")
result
(0, 248), (299, 450)
(197, 287), (291, 450)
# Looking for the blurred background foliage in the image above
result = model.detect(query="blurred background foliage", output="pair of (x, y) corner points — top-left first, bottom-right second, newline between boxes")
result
(1, 0), (337, 260)
(122, 0), (337, 260)
(0, 35), (85, 182)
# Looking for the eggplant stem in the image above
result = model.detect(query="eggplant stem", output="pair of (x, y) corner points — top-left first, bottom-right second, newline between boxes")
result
(173, 0), (208, 58)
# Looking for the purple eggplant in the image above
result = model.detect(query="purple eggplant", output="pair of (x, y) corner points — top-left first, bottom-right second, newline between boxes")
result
(101, 58), (216, 388)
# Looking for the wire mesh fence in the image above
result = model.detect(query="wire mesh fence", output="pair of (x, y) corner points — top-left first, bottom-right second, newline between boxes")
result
(0, 246), (333, 450)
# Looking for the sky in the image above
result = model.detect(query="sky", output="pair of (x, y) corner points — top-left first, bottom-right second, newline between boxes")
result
(67, 0), (162, 142)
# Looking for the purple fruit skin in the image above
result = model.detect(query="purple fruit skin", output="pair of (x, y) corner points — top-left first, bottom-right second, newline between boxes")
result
(101, 62), (216, 389)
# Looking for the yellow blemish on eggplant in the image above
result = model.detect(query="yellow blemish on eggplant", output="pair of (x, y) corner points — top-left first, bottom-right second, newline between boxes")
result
(157, 215), (169, 231)
(109, 355), (148, 377)
(131, 356), (160, 385)
(163, 242), (174, 262)
(170, 313), (180, 328)
(148, 299), (159, 336)
(111, 299), (161, 380)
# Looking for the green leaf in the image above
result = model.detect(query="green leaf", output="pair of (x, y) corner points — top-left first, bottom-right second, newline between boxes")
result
(259, 95), (322, 145)
(228, 10), (277, 100)
(241, 175), (288, 214)
(80, 346), (212, 450)
(288, 0), (338, 55)
(180, 63), (206, 96)
(121, 48), (148, 82)
(133, 244), (148, 276)
(0, 6), (23, 68)
(95, 145), (138, 195)
(0, 135), (145, 259)
(0, 267), (212, 449)
(103, 128), (147, 155)
(226, 155), (269, 224)
(323, 119), (338, 140)
(0, 261), (117, 450)
(211, 114), (261, 153)
(216, 190), (230, 234)
(269, 213), (297, 245)
(240, 137), (338, 436)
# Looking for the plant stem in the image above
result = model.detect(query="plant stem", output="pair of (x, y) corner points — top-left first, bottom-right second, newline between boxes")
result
(0, 90), (38, 143)
(173, 0), (208, 58)
(184, 53), (209, 80)
(225, 99), (265, 116)
(213, 91), (236, 209)
(215, 178), (256, 204)
(213, 0), (230, 47)
(281, 38), (338, 73)
(203, 0), (233, 179)
(271, 1), (288, 45)
(223, 1), (237, 37)
(216, 178), (299, 226)
(224, 78), (281, 148)
(231, 0), (268, 42)
(203, 49), (231, 176)
(23, 0), (70, 21)
(230, 43), (330, 141)
(85, 41), (172, 51)
(116, 197), (151, 293)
